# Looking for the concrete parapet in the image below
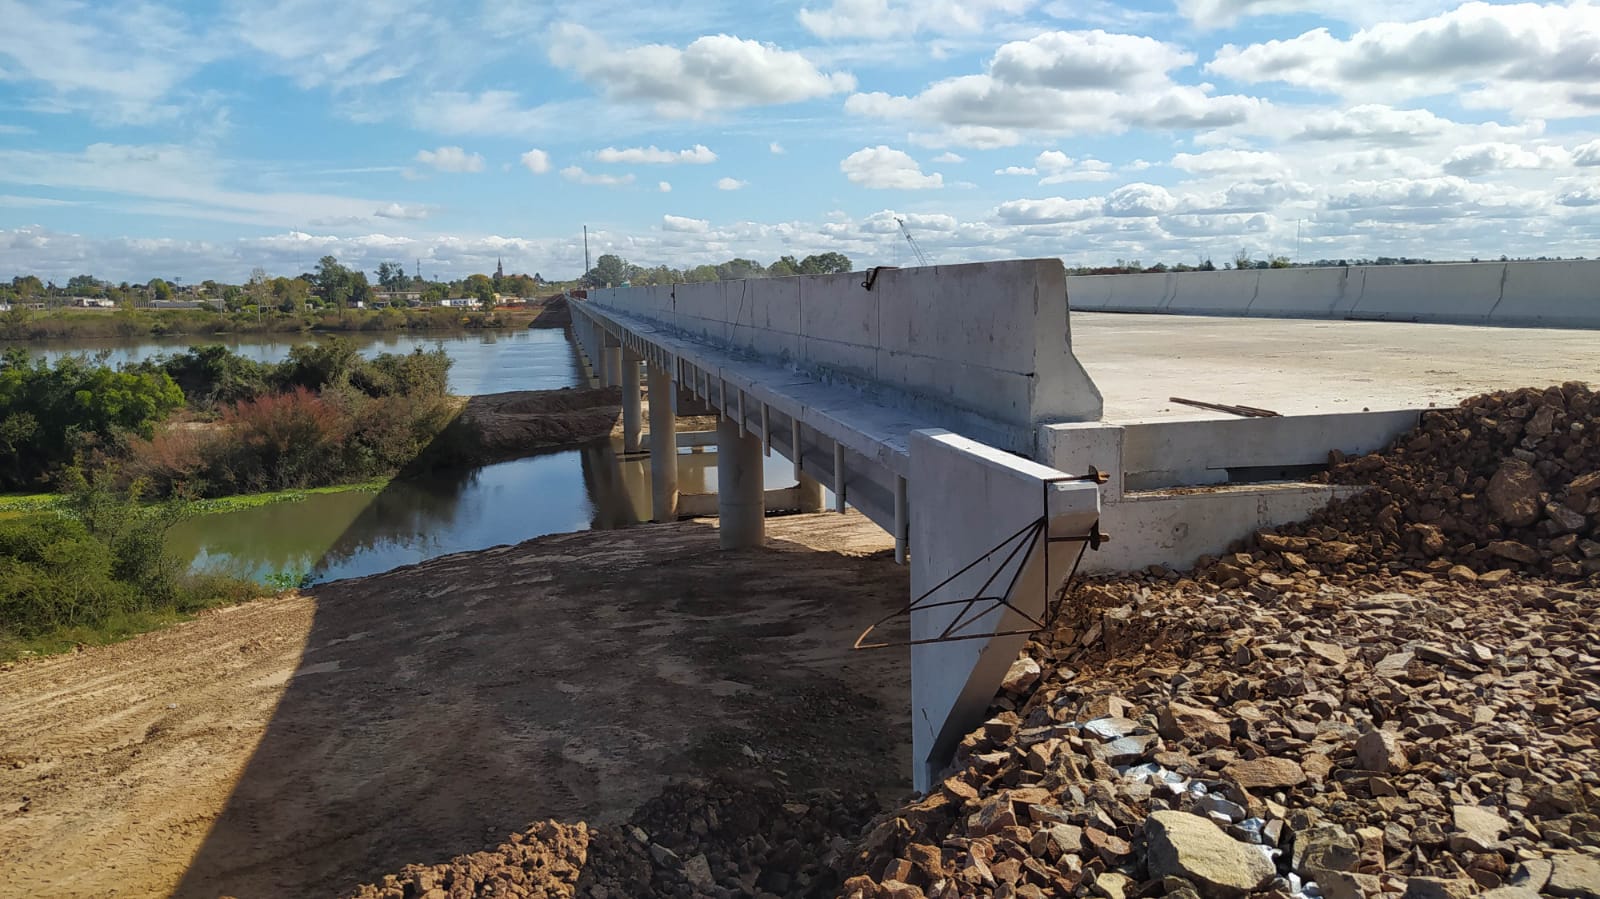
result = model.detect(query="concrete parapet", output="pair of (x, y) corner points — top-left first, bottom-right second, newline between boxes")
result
(1070, 260), (1600, 328)
(588, 259), (1105, 454)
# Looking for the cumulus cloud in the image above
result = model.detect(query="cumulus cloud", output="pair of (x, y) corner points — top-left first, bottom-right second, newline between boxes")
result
(845, 29), (1263, 145)
(415, 146), (485, 173)
(560, 165), (634, 187)
(1442, 142), (1566, 176)
(1103, 182), (1178, 216)
(932, 152), (966, 163)
(993, 196), (1102, 224)
(716, 177), (748, 190)
(1206, 2), (1600, 119)
(659, 181), (673, 192)
(594, 144), (717, 165)
(548, 24), (856, 118)
(840, 146), (944, 189)
(663, 214), (710, 232)
(520, 148), (551, 174)
(1170, 149), (1286, 175)
(1570, 139), (1600, 167)
(769, 142), (785, 154)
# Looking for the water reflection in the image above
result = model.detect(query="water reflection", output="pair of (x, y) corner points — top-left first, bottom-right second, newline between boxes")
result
(17, 328), (582, 396)
(169, 440), (803, 585)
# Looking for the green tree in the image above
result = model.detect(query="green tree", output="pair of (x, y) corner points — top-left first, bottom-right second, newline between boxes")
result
(0, 350), (184, 489)
(375, 262), (409, 292)
(11, 275), (43, 299)
(582, 254), (629, 288)
(464, 273), (496, 309)
(798, 252), (852, 275)
(315, 255), (354, 306)
(769, 255), (800, 277)
(66, 274), (102, 295)
(1269, 255), (1292, 269)
(148, 278), (174, 301)
(715, 258), (765, 280)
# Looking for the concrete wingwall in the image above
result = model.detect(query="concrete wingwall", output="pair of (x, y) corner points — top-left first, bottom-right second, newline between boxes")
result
(587, 260), (1105, 453)
(1068, 260), (1600, 328)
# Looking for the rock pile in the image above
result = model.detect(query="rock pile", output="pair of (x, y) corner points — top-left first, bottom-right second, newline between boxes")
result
(838, 573), (1599, 898)
(1216, 384), (1599, 584)
(345, 779), (882, 899)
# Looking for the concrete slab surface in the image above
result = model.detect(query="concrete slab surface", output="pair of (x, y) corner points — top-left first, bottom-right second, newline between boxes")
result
(1070, 312), (1600, 422)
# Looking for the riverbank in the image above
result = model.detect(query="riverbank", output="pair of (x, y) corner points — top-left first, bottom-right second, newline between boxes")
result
(0, 300), (568, 343)
(0, 512), (909, 898)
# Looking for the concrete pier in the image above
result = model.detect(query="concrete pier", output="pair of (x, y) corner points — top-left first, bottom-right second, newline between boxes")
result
(600, 344), (622, 389)
(716, 416), (765, 549)
(647, 363), (679, 522)
(622, 348), (642, 453)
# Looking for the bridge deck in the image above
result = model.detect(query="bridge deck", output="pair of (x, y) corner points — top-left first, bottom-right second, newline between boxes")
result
(1071, 312), (1600, 422)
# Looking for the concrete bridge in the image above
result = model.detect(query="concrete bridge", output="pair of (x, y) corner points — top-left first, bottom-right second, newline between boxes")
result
(568, 257), (1600, 791)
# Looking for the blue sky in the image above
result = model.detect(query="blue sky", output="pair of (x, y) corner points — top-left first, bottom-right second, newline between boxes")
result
(1, 0), (1597, 283)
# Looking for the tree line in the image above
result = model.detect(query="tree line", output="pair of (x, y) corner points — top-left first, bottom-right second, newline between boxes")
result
(580, 252), (853, 288)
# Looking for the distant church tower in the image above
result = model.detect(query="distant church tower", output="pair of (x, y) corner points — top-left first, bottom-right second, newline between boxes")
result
(495, 257), (504, 280)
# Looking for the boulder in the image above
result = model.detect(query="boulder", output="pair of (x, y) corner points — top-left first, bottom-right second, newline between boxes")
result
(1145, 810), (1275, 898)
(1486, 459), (1544, 527)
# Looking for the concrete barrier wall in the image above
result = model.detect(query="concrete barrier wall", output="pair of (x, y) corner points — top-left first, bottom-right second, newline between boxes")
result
(1069, 260), (1600, 328)
(588, 259), (1105, 436)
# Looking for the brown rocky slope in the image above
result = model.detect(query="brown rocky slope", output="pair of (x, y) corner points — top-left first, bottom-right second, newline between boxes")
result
(349, 384), (1599, 899)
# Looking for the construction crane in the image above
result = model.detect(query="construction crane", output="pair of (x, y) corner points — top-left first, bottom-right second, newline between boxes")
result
(896, 217), (930, 267)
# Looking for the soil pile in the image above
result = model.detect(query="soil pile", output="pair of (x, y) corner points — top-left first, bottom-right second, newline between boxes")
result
(457, 387), (621, 462)
(346, 779), (883, 899)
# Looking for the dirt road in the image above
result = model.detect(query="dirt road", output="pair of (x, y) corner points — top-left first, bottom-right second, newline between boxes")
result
(0, 513), (909, 898)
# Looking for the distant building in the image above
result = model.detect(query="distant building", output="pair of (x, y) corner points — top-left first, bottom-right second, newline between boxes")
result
(439, 298), (476, 308)
(147, 299), (204, 310)
(69, 296), (116, 308)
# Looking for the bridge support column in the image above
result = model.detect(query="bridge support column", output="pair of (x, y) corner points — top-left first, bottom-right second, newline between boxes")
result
(622, 348), (643, 452)
(796, 471), (825, 513)
(717, 415), (765, 549)
(647, 363), (679, 522)
(600, 339), (622, 388)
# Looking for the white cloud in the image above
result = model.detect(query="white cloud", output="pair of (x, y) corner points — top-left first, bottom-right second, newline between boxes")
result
(996, 165), (1038, 176)
(716, 177), (748, 191)
(1103, 182), (1178, 216)
(663, 214), (710, 232)
(594, 145), (717, 165)
(1441, 142), (1566, 176)
(373, 203), (430, 220)
(659, 181), (673, 192)
(993, 196), (1102, 224)
(231, 0), (448, 91)
(769, 142), (786, 154)
(520, 149), (551, 174)
(0, 143), (421, 230)
(1558, 187), (1600, 207)
(1206, 2), (1600, 119)
(0, 0), (213, 122)
(846, 30), (1263, 145)
(560, 166), (635, 187)
(1170, 149), (1286, 175)
(415, 146), (485, 173)
(932, 152), (966, 163)
(799, 0), (1038, 38)
(840, 146), (944, 189)
(1569, 139), (1600, 166)
(549, 24), (856, 118)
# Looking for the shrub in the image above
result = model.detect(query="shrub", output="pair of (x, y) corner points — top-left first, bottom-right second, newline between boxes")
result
(214, 388), (348, 492)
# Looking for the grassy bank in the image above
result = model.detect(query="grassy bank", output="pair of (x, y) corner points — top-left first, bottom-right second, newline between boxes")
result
(0, 305), (547, 342)
(0, 475), (270, 663)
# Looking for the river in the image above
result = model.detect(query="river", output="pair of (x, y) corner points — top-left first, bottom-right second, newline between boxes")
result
(9, 329), (802, 585)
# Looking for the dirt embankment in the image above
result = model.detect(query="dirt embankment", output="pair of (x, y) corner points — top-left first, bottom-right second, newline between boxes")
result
(0, 513), (908, 898)
(449, 387), (623, 465)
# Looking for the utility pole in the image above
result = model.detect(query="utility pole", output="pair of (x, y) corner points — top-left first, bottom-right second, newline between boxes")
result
(583, 225), (591, 277)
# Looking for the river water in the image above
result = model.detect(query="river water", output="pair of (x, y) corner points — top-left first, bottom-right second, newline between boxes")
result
(9, 330), (799, 585)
